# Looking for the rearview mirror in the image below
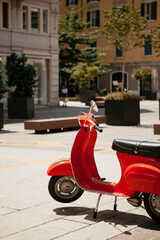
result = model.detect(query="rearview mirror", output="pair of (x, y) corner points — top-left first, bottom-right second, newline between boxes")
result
(90, 100), (98, 112)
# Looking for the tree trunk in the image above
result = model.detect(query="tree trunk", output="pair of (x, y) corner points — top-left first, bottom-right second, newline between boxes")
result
(121, 58), (125, 92)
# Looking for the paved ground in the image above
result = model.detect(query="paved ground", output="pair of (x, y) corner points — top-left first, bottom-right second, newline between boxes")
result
(0, 100), (160, 240)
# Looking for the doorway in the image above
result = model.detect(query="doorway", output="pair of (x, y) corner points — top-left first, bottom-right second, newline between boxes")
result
(111, 72), (127, 92)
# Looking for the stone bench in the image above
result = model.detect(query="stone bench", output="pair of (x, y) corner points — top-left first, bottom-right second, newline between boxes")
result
(24, 115), (107, 133)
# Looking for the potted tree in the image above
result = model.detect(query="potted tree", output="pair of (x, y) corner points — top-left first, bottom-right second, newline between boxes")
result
(59, 8), (108, 97)
(0, 58), (7, 129)
(5, 53), (37, 119)
(132, 67), (156, 100)
(103, 5), (147, 91)
(105, 92), (140, 125)
(102, 5), (147, 125)
(70, 62), (108, 103)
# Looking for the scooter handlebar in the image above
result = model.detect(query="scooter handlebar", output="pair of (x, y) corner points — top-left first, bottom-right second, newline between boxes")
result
(94, 125), (103, 133)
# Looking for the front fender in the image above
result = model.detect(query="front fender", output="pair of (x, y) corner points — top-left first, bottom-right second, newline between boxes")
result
(47, 158), (73, 177)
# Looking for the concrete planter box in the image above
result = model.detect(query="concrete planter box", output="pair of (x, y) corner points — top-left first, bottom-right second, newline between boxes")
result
(80, 90), (95, 103)
(159, 99), (160, 120)
(143, 91), (157, 100)
(0, 102), (4, 130)
(8, 97), (34, 119)
(105, 99), (140, 125)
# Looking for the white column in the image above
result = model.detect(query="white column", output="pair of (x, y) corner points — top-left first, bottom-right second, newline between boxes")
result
(48, 1), (59, 106)
(11, 0), (17, 29)
(48, 51), (59, 107)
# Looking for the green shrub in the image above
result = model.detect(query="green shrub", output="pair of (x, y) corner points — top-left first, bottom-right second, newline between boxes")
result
(0, 58), (7, 100)
(105, 92), (140, 101)
(5, 53), (37, 98)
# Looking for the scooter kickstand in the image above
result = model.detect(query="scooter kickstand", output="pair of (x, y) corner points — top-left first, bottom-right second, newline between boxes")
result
(93, 194), (102, 218)
(114, 196), (117, 211)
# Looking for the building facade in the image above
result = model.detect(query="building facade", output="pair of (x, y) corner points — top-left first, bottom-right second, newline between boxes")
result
(0, 0), (59, 106)
(60, 0), (160, 98)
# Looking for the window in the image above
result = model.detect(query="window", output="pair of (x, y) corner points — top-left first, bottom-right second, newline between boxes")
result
(144, 36), (152, 56)
(66, 0), (78, 6)
(90, 41), (97, 48)
(115, 47), (122, 58)
(87, 11), (100, 28)
(141, 1), (157, 20)
(43, 10), (48, 33)
(2, 2), (8, 28)
(31, 8), (39, 33)
(23, 6), (28, 31)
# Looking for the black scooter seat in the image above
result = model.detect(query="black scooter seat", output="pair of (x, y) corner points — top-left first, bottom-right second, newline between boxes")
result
(112, 139), (160, 159)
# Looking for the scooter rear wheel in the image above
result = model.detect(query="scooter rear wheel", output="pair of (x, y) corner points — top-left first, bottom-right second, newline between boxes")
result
(48, 176), (84, 203)
(144, 193), (160, 223)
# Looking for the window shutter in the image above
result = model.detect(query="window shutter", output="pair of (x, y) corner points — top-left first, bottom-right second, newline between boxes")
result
(141, 3), (145, 17)
(87, 12), (90, 28)
(87, 0), (100, 3)
(151, 1), (157, 20)
(2, 2), (8, 28)
(144, 36), (152, 55)
(96, 10), (100, 27)
(90, 41), (97, 48)
(66, 0), (69, 6)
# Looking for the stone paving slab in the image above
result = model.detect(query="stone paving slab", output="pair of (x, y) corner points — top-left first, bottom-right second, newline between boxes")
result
(54, 221), (121, 240)
(1, 101), (160, 240)
(0, 206), (17, 216)
(111, 220), (160, 240)
(0, 219), (88, 240)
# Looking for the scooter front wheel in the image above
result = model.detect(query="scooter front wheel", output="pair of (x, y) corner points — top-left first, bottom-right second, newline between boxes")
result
(48, 176), (84, 203)
(144, 193), (160, 223)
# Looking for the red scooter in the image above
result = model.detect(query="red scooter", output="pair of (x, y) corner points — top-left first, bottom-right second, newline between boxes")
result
(47, 101), (160, 222)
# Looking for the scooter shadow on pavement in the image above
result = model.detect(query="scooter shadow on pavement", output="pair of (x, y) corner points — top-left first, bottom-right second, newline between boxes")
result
(53, 206), (160, 231)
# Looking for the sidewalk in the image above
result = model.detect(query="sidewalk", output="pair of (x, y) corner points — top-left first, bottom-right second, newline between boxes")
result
(4, 101), (99, 124)
(0, 100), (160, 240)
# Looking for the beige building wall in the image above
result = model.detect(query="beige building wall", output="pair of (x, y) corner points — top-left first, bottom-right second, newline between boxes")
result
(0, 0), (59, 106)
(60, 0), (160, 97)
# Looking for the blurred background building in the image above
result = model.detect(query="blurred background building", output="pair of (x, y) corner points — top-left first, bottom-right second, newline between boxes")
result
(0, 0), (59, 106)
(1, 0), (160, 105)
(60, 0), (160, 99)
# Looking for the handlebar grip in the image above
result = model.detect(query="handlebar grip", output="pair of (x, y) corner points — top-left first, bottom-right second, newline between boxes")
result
(94, 125), (103, 133)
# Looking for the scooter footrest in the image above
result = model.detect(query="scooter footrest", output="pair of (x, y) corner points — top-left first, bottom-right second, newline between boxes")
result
(127, 197), (142, 207)
(112, 139), (160, 158)
(101, 178), (106, 181)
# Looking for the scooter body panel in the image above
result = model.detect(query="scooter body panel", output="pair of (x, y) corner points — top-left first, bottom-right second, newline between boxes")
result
(125, 163), (160, 195)
(71, 128), (135, 197)
(71, 128), (160, 197)
(47, 158), (73, 177)
(117, 152), (160, 195)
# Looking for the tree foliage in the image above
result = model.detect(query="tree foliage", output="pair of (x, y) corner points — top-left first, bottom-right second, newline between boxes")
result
(59, 8), (106, 76)
(5, 53), (37, 98)
(103, 5), (147, 53)
(70, 62), (108, 89)
(103, 5), (147, 91)
(132, 66), (152, 92)
(151, 26), (160, 57)
(0, 58), (7, 100)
